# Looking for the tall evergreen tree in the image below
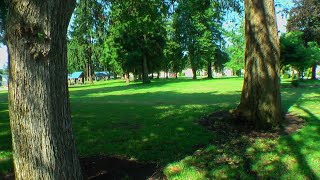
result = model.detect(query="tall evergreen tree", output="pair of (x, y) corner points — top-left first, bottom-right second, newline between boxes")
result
(69, 0), (108, 82)
(107, 0), (166, 83)
(173, 0), (226, 79)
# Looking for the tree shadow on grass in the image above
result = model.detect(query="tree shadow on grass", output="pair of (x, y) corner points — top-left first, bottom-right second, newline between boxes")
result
(1, 80), (320, 179)
(278, 103), (320, 179)
(70, 90), (241, 179)
(163, 85), (320, 179)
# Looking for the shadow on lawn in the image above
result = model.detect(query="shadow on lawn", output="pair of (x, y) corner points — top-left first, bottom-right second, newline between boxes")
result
(71, 82), (320, 179)
(71, 89), (241, 179)
(164, 86), (320, 179)
(280, 103), (320, 179)
(72, 90), (240, 160)
(1, 80), (320, 179)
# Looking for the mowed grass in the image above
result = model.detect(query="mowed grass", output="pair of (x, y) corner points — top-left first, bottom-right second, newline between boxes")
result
(0, 78), (319, 179)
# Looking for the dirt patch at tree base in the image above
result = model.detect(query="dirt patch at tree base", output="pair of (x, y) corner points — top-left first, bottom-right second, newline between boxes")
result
(196, 110), (306, 177)
(80, 156), (163, 180)
(199, 110), (305, 136)
(0, 156), (162, 180)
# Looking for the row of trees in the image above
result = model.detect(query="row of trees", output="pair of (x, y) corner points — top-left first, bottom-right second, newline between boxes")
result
(68, 0), (240, 83)
(0, 0), (314, 178)
(280, 0), (320, 79)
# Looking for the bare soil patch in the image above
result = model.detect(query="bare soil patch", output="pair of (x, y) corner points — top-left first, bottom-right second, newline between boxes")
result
(80, 156), (162, 180)
(198, 110), (305, 137)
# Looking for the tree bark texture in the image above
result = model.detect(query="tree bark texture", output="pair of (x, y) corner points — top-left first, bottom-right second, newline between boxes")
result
(6, 0), (83, 179)
(237, 0), (282, 129)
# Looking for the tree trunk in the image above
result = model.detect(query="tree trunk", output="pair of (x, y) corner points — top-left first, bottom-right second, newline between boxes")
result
(86, 49), (93, 84)
(207, 60), (213, 79)
(236, 0), (282, 129)
(166, 68), (169, 79)
(157, 71), (160, 79)
(142, 54), (150, 83)
(192, 67), (197, 80)
(141, 34), (150, 83)
(6, 0), (82, 179)
(311, 63), (317, 80)
(189, 51), (197, 80)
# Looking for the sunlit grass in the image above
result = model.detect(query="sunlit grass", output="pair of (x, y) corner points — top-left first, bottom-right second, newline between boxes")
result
(164, 79), (320, 179)
(70, 78), (243, 163)
(0, 91), (11, 175)
(0, 78), (319, 179)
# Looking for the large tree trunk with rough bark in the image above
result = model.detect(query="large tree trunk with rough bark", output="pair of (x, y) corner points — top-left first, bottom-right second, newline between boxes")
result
(236, 0), (282, 129)
(6, 0), (83, 179)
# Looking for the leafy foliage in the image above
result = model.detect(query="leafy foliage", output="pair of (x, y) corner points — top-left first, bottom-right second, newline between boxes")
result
(280, 31), (320, 76)
(287, 0), (320, 44)
(68, 0), (109, 77)
(225, 22), (244, 75)
(173, 0), (227, 79)
(105, 0), (166, 82)
(0, 0), (8, 42)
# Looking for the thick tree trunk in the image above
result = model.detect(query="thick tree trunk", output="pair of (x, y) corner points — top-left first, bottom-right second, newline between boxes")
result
(142, 54), (150, 83)
(6, 0), (82, 179)
(207, 60), (213, 79)
(192, 67), (197, 80)
(311, 63), (317, 80)
(236, 0), (282, 129)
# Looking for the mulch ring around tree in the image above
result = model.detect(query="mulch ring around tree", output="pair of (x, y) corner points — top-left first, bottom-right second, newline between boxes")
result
(198, 110), (305, 136)
(80, 156), (164, 180)
(197, 110), (306, 176)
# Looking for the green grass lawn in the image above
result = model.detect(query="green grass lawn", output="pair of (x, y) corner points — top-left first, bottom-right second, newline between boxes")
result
(0, 78), (319, 179)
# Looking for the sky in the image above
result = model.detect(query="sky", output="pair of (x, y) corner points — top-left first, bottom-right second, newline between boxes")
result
(0, 0), (294, 69)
